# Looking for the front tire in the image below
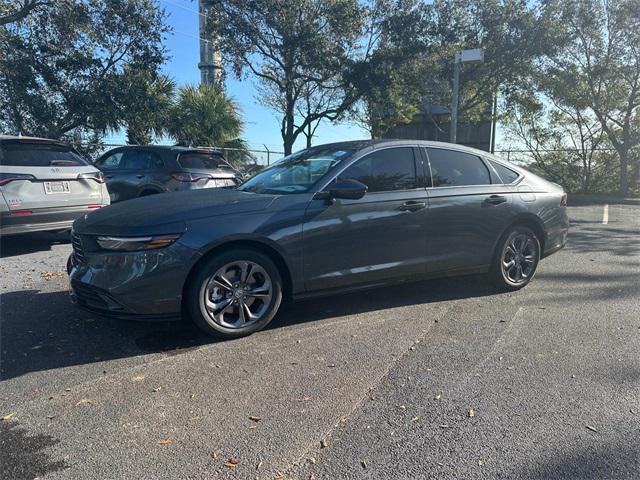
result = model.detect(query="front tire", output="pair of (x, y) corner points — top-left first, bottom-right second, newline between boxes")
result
(491, 225), (541, 291)
(186, 249), (283, 339)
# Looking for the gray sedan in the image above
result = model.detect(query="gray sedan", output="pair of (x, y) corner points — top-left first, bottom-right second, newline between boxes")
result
(68, 140), (569, 339)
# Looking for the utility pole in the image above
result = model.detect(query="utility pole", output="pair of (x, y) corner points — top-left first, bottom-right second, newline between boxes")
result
(198, 0), (224, 90)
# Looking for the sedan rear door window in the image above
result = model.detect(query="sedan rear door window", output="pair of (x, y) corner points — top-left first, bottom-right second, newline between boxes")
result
(0, 142), (88, 166)
(339, 147), (417, 192)
(426, 148), (491, 187)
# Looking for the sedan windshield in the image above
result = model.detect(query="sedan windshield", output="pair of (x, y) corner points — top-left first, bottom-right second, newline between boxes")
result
(238, 147), (355, 194)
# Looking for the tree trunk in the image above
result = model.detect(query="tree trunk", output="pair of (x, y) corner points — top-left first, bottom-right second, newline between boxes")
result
(619, 149), (629, 196)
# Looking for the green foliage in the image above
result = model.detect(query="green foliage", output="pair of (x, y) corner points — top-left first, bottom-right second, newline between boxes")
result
(514, 0), (640, 195)
(218, 0), (368, 154)
(120, 71), (176, 145)
(0, 0), (169, 148)
(165, 84), (244, 150)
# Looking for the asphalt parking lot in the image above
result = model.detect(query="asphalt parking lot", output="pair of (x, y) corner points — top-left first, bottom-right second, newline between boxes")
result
(1, 202), (638, 480)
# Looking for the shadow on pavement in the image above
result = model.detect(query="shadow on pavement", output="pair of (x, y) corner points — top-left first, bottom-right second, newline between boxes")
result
(0, 275), (496, 381)
(0, 422), (67, 479)
(0, 231), (71, 259)
(518, 442), (639, 479)
(567, 226), (640, 256)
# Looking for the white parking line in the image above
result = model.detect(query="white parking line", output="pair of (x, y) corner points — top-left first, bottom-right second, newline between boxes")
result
(602, 204), (609, 224)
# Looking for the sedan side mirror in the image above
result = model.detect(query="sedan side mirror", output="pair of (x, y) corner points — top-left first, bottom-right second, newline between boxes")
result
(328, 179), (368, 200)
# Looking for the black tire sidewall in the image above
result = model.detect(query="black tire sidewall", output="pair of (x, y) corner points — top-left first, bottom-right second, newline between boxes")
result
(493, 226), (541, 290)
(187, 249), (283, 338)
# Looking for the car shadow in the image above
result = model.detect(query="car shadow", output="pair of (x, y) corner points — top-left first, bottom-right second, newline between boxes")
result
(0, 275), (496, 380)
(0, 231), (71, 259)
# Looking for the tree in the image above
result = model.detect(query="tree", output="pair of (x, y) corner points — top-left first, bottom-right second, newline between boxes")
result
(217, 0), (369, 154)
(0, 0), (50, 26)
(539, 0), (640, 195)
(505, 94), (616, 193)
(0, 0), (169, 146)
(166, 84), (245, 148)
(118, 71), (176, 145)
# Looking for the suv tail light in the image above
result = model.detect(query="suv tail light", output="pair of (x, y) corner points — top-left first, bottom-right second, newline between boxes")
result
(78, 171), (106, 183)
(171, 172), (212, 182)
(560, 193), (567, 207)
(0, 173), (36, 186)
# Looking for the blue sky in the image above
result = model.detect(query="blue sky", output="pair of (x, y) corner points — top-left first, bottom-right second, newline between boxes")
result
(106, 0), (369, 153)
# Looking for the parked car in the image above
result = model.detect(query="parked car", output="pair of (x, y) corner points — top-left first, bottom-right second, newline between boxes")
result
(0, 135), (109, 236)
(94, 145), (243, 203)
(68, 140), (569, 339)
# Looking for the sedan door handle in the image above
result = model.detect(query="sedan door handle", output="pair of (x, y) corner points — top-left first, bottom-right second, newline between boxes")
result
(484, 195), (507, 206)
(399, 200), (427, 212)
(135, 174), (145, 179)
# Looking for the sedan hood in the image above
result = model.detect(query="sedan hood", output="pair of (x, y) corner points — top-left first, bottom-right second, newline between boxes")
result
(73, 188), (276, 236)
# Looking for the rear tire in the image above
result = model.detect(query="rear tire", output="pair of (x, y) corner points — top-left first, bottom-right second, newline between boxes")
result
(491, 225), (541, 291)
(186, 248), (283, 339)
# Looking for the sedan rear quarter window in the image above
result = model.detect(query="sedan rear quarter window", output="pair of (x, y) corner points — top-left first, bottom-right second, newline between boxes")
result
(0, 142), (88, 167)
(178, 153), (231, 170)
(426, 148), (491, 187)
(488, 159), (520, 184)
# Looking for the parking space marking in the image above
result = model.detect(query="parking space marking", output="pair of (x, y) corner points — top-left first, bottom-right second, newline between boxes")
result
(602, 204), (609, 224)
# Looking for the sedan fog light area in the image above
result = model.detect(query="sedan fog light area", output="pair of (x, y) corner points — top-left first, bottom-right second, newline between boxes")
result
(96, 234), (181, 251)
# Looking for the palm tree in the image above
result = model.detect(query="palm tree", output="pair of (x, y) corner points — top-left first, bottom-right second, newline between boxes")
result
(166, 84), (244, 149)
(118, 72), (176, 145)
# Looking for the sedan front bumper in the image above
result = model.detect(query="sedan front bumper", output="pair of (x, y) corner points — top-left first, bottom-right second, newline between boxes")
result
(68, 238), (201, 321)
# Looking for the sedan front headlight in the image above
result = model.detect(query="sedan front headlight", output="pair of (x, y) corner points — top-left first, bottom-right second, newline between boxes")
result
(96, 234), (181, 251)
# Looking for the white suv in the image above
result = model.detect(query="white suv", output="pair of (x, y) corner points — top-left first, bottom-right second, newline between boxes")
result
(0, 135), (110, 236)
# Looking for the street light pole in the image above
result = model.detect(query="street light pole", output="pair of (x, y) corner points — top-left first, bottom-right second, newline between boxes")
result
(450, 48), (484, 144)
(450, 53), (461, 144)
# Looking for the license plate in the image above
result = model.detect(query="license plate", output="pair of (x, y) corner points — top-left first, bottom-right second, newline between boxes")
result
(208, 178), (234, 187)
(44, 181), (70, 194)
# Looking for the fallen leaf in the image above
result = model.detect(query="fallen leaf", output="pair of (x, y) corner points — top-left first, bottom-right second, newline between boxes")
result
(224, 458), (239, 468)
(75, 398), (95, 406)
(256, 460), (263, 470)
(468, 409), (475, 418)
(399, 405), (406, 411)
(307, 457), (316, 464)
(2, 412), (16, 421)
(152, 386), (162, 392)
(586, 424), (598, 433)
(158, 439), (172, 445)
(439, 424), (449, 428)
(320, 439), (329, 448)
(248, 415), (262, 422)
(132, 375), (145, 382)
(477, 459), (484, 466)
(434, 394), (441, 400)
(361, 460), (368, 469)
(211, 452), (218, 459)
(411, 416), (419, 422)
(248, 425), (257, 429)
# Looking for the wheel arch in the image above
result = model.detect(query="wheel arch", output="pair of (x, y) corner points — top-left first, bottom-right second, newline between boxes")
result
(182, 238), (294, 311)
(138, 187), (163, 197)
(497, 214), (546, 254)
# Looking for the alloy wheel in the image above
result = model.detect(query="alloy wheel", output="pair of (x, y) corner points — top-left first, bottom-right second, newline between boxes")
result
(202, 260), (273, 329)
(501, 232), (539, 284)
